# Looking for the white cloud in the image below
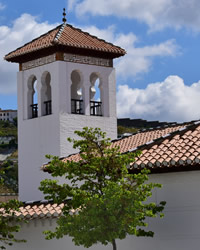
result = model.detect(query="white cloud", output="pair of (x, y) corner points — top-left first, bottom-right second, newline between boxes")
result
(0, 14), (57, 94)
(73, 0), (200, 32)
(67, 0), (79, 11)
(0, 15), (178, 95)
(81, 25), (179, 79)
(115, 38), (178, 79)
(0, 2), (6, 10)
(81, 25), (117, 44)
(117, 75), (200, 122)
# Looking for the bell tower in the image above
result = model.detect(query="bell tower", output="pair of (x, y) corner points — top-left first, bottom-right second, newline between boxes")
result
(5, 13), (126, 202)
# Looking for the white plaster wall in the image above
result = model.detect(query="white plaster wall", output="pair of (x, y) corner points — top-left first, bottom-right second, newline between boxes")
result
(62, 61), (116, 118)
(59, 61), (117, 157)
(59, 114), (117, 157)
(18, 60), (117, 202)
(8, 111), (17, 121)
(18, 115), (60, 202)
(6, 171), (200, 250)
(18, 62), (62, 202)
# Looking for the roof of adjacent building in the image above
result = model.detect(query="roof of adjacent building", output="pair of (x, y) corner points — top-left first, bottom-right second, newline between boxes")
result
(59, 121), (197, 166)
(14, 120), (200, 219)
(131, 121), (200, 172)
(14, 200), (64, 219)
(5, 23), (126, 63)
(0, 110), (17, 112)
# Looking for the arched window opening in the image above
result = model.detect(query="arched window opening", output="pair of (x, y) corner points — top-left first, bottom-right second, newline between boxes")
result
(41, 72), (52, 116)
(71, 70), (83, 114)
(90, 73), (102, 116)
(27, 75), (38, 119)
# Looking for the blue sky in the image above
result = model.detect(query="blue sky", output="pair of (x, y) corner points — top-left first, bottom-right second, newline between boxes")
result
(1, 0), (200, 122)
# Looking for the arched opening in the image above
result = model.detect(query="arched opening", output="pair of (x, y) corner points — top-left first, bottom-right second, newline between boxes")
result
(90, 73), (102, 116)
(71, 70), (83, 114)
(41, 72), (52, 116)
(27, 75), (38, 119)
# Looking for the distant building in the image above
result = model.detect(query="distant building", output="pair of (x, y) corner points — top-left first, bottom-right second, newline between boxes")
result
(0, 109), (17, 122)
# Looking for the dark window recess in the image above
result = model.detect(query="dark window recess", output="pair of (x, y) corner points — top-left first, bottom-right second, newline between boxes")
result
(90, 101), (102, 116)
(44, 100), (52, 115)
(71, 99), (84, 114)
(30, 104), (38, 118)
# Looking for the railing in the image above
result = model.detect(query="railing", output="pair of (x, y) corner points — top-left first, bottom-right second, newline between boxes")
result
(71, 99), (84, 114)
(30, 104), (38, 118)
(90, 101), (102, 116)
(44, 100), (52, 115)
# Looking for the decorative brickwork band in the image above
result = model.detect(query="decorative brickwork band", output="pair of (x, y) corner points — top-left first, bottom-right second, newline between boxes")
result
(21, 54), (56, 70)
(21, 53), (112, 70)
(64, 53), (113, 67)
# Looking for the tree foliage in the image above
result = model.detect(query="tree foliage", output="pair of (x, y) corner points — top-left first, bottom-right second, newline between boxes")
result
(117, 125), (138, 136)
(0, 200), (25, 249)
(0, 121), (17, 138)
(0, 160), (18, 193)
(0, 166), (25, 249)
(39, 127), (166, 250)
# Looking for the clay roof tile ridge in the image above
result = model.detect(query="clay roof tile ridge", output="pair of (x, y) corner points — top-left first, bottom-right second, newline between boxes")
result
(54, 23), (66, 43)
(5, 24), (62, 59)
(64, 24), (126, 54)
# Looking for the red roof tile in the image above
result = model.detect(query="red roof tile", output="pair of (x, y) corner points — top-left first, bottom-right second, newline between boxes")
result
(13, 201), (64, 219)
(60, 123), (187, 164)
(56, 121), (200, 173)
(5, 24), (126, 62)
(131, 121), (200, 171)
(25, 121), (199, 220)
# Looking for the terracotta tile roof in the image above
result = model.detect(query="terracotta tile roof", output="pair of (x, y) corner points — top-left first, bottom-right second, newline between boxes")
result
(5, 26), (60, 62)
(13, 201), (64, 219)
(111, 125), (186, 153)
(57, 121), (200, 172)
(131, 121), (200, 171)
(20, 121), (200, 219)
(5, 24), (126, 62)
(59, 122), (190, 164)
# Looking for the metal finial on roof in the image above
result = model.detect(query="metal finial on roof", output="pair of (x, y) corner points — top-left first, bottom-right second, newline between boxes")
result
(62, 8), (67, 23)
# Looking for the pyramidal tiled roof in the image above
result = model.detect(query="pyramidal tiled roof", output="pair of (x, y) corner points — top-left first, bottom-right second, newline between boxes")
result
(5, 23), (126, 62)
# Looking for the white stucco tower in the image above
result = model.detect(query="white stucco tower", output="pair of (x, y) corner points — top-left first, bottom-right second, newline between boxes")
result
(5, 19), (126, 202)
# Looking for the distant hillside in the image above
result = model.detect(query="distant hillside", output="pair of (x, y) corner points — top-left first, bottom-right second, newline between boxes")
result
(0, 119), (17, 137)
(0, 120), (17, 154)
(117, 118), (176, 129)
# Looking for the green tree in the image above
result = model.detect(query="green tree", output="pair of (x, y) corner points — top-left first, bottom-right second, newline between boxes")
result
(1, 160), (18, 193)
(117, 125), (138, 135)
(0, 164), (25, 249)
(40, 127), (165, 250)
(12, 118), (17, 128)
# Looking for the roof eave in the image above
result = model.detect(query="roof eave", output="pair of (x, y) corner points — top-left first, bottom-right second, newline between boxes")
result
(129, 164), (200, 174)
(4, 45), (126, 63)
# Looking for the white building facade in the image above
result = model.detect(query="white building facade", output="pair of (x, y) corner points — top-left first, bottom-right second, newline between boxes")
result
(0, 109), (17, 122)
(6, 171), (200, 250)
(5, 22), (125, 202)
(17, 59), (117, 201)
